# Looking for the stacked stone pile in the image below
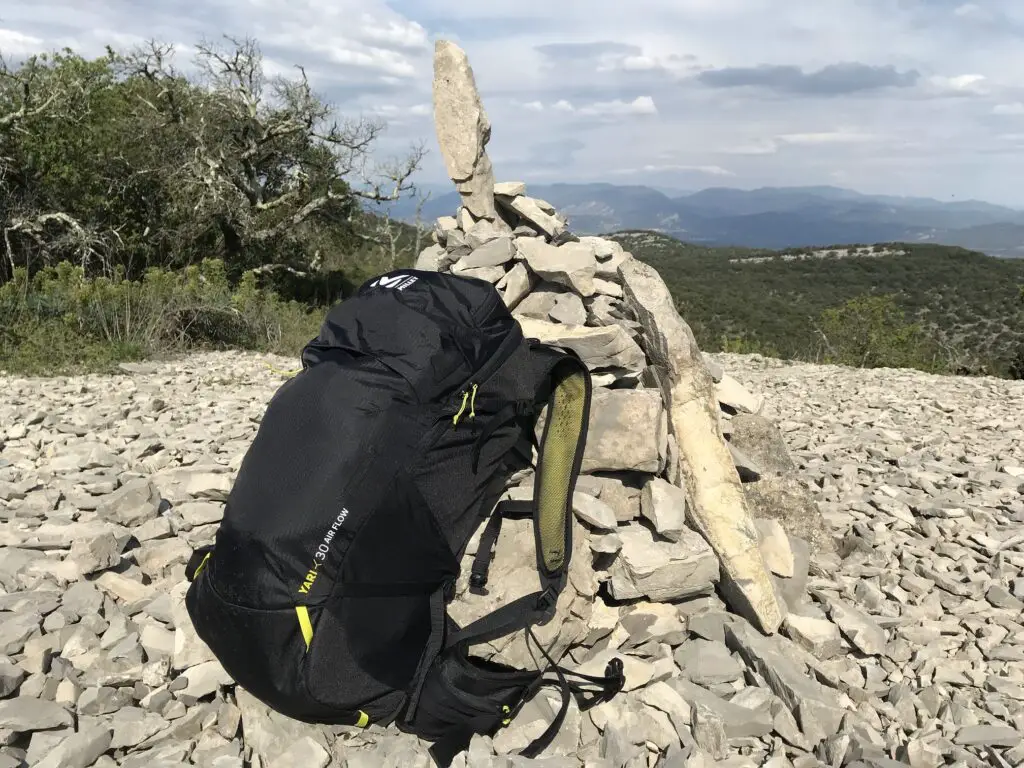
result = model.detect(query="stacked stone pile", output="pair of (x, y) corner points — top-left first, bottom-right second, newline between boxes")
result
(417, 174), (828, 631)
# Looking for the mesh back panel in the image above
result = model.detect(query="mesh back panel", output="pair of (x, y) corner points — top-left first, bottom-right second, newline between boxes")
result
(536, 369), (587, 574)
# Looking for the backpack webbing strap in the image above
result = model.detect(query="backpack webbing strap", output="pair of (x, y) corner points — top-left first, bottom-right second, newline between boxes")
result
(515, 627), (625, 760)
(469, 500), (532, 593)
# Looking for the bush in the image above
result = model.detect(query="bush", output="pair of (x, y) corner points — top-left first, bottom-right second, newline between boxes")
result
(1009, 344), (1024, 380)
(816, 294), (944, 372)
(0, 260), (322, 375)
(718, 334), (781, 357)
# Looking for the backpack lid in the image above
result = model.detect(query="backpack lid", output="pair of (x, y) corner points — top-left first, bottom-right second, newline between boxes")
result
(301, 270), (519, 403)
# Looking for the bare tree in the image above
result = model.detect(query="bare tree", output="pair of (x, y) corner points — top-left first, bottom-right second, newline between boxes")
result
(120, 36), (425, 270)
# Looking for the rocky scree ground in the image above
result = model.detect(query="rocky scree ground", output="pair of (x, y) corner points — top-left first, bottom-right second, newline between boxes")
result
(0, 351), (1021, 767)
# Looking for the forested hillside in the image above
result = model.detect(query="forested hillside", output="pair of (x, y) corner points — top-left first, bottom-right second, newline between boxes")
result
(612, 231), (1024, 378)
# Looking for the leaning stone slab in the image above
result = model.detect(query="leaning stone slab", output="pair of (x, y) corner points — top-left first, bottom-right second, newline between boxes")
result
(716, 374), (763, 414)
(517, 317), (646, 375)
(500, 195), (568, 239)
(620, 258), (783, 634)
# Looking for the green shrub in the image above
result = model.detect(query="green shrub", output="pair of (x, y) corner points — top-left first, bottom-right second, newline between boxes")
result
(0, 259), (322, 375)
(816, 294), (944, 372)
(718, 334), (781, 358)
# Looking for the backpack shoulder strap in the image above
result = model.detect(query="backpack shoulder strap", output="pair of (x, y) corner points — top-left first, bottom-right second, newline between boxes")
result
(405, 347), (623, 765)
(450, 345), (592, 649)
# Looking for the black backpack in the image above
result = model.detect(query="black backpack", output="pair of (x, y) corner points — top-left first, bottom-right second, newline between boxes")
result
(184, 269), (624, 764)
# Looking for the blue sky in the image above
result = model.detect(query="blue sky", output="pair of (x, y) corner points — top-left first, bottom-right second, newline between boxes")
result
(4, 0), (1024, 206)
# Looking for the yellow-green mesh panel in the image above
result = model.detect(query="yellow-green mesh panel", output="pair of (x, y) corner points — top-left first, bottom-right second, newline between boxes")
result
(537, 368), (587, 574)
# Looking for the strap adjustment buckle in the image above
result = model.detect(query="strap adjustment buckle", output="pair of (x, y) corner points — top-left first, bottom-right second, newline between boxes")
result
(535, 585), (559, 621)
(469, 572), (487, 592)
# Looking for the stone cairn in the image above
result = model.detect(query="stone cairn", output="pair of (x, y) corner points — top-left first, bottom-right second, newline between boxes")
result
(422, 40), (849, 762)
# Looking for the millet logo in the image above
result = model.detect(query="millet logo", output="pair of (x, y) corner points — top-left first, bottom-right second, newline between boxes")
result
(371, 274), (418, 291)
(297, 507), (350, 595)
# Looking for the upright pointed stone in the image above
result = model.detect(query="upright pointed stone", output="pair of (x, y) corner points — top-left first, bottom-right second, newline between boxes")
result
(432, 40), (500, 223)
(619, 258), (784, 635)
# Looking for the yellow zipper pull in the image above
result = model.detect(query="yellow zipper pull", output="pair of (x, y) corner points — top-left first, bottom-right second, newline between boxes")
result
(453, 390), (469, 427)
(469, 384), (478, 420)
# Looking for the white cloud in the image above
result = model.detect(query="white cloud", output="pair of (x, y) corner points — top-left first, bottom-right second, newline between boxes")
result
(511, 100), (545, 112)
(577, 95), (657, 116)
(946, 74), (986, 90)
(313, 44), (415, 78)
(926, 73), (989, 95)
(0, 28), (43, 55)
(611, 164), (735, 176)
(993, 103), (1024, 115)
(355, 14), (428, 50)
(721, 139), (779, 155)
(367, 103), (431, 118)
(953, 3), (986, 18)
(620, 55), (661, 71)
(535, 96), (657, 116)
(777, 131), (879, 145)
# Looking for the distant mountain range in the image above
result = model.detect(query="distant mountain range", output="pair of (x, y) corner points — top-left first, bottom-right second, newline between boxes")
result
(387, 183), (1024, 258)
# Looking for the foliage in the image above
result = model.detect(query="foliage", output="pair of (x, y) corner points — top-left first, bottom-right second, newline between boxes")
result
(612, 231), (1024, 378)
(0, 260), (321, 374)
(815, 294), (943, 372)
(0, 38), (427, 290)
(719, 334), (780, 357)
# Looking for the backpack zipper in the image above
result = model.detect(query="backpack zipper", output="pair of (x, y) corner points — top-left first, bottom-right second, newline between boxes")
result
(453, 383), (478, 427)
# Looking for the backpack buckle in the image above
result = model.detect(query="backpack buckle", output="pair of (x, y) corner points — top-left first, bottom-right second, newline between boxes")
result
(535, 586), (559, 621)
(469, 572), (488, 592)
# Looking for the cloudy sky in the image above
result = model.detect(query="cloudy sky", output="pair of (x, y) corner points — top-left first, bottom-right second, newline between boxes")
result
(4, 0), (1024, 206)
